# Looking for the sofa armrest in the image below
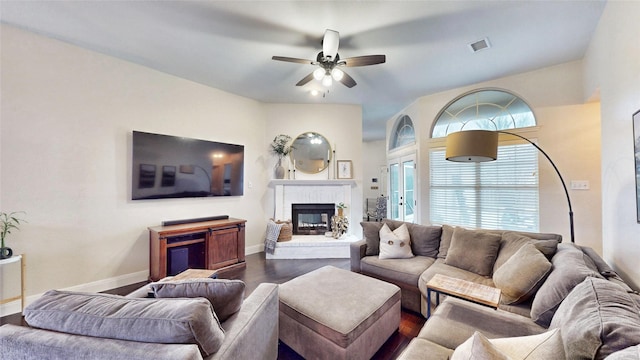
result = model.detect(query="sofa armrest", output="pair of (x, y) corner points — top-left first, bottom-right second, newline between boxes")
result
(211, 283), (279, 360)
(350, 239), (367, 272)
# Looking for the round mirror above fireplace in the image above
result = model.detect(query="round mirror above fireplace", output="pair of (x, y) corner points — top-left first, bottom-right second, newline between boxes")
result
(291, 132), (332, 174)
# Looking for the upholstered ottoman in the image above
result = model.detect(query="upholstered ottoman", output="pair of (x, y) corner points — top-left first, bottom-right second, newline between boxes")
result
(279, 265), (401, 360)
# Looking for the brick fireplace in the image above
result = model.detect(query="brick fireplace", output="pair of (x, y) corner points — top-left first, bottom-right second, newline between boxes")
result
(269, 179), (357, 259)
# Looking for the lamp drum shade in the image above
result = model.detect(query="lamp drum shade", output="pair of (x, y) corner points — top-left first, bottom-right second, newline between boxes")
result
(445, 130), (499, 162)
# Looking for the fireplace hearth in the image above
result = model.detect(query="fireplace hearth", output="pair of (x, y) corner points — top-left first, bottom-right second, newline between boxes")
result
(291, 203), (335, 235)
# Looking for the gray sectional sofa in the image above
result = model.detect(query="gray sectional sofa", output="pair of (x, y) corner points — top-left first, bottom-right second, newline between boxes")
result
(0, 282), (279, 360)
(351, 219), (640, 359)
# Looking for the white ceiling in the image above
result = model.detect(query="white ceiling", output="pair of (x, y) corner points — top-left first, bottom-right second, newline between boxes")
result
(0, 1), (606, 140)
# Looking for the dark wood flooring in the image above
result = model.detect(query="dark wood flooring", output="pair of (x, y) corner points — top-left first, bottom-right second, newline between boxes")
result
(0, 253), (425, 359)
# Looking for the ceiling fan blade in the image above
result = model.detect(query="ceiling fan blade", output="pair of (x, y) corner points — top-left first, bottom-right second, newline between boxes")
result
(339, 71), (357, 88)
(322, 29), (340, 61)
(341, 55), (386, 67)
(295, 73), (315, 86)
(272, 56), (314, 65)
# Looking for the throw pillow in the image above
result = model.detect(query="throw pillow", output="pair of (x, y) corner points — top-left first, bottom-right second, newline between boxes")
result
(493, 232), (558, 273)
(549, 277), (640, 359)
(444, 227), (501, 276)
(451, 332), (510, 360)
(606, 345), (640, 360)
(379, 223), (414, 259)
(151, 278), (245, 322)
(437, 224), (455, 259)
(24, 290), (225, 356)
(361, 221), (384, 256)
(407, 223), (442, 258)
(493, 243), (552, 304)
(380, 220), (442, 257)
(489, 328), (565, 360)
(530, 243), (603, 327)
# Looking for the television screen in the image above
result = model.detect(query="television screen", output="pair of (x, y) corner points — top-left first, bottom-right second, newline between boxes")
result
(132, 131), (244, 200)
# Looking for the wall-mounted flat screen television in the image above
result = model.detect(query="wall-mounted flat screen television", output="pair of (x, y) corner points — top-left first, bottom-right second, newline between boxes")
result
(132, 131), (244, 200)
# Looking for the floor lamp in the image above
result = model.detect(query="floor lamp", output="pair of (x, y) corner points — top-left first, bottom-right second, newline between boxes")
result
(445, 130), (575, 243)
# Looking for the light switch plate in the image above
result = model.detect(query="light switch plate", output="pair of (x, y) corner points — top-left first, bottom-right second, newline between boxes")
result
(570, 180), (590, 190)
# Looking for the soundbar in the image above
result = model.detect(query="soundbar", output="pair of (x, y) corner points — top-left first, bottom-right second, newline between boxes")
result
(162, 215), (229, 226)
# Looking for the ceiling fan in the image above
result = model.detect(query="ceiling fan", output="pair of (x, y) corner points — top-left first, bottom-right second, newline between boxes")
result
(272, 29), (386, 88)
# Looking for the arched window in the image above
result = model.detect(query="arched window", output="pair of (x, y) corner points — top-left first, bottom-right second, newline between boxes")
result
(429, 89), (539, 232)
(432, 89), (535, 138)
(390, 115), (415, 150)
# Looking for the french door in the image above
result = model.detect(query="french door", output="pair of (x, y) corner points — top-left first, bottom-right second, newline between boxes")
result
(388, 154), (417, 222)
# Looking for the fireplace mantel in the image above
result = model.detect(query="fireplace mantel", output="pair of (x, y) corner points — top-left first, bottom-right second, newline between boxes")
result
(269, 179), (356, 187)
(271, 179), (354, 230)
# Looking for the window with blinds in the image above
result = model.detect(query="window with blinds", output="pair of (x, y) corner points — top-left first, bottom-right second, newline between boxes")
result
(429, 143), (539, 232)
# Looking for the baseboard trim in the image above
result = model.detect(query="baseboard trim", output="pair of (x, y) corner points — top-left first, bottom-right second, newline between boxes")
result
(0, 270), (149, 317)
(245, 244), (263, 255)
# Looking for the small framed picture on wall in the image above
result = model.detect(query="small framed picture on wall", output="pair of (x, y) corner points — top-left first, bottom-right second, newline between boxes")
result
(337, 160), (353, 179)
(633, 109), (640, 223)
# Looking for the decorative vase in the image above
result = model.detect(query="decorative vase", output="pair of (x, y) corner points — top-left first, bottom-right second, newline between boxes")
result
(331, 216), (349, 239)
(0, 247), (13, 259)
(275, 158), (285, 179)
(337, 208), (344, 217)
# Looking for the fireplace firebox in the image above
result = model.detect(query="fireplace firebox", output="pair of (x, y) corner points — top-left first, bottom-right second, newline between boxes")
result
(291, 203), (335, 235)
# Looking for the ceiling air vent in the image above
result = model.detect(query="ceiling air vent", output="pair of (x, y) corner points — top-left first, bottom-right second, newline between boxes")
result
(469, 38), (491, 53)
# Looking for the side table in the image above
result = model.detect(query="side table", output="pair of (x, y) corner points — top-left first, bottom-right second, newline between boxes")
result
(0, 254), (26, 313)
(426, 273), (500, 318)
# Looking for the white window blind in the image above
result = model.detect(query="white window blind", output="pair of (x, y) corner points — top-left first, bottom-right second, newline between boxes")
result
(429, 143), (539, 232)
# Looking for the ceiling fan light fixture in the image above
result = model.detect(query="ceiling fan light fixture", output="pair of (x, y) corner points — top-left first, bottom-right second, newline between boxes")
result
(313, 68), (325, 81)
(322, 75), (333, 87)
(331, 68), (344, 81)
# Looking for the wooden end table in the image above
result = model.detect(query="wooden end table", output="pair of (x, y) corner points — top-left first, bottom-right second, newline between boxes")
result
(426, 273), (501, 318)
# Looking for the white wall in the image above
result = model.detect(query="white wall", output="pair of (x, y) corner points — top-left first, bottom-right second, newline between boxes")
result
(362, 140), (387, 210)
(263, 104), (364, 237)
(583, 1), (640, 289)
(0, 25), (270, 309)
(389, 61), (603, 252)
(0, 25), (370, 312)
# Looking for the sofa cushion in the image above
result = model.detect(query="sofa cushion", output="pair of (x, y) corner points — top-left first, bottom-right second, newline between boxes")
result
(379, 223), (414, 259)
(493, 242), (552, 304)
(437, 224), (455, 259)
(444, 227), (501, 276)
(451, 332), (510, 360)
(0, 323), (204, 360)
(418, 298), (546, 350)
(362, 255), (435, 286)
(397, 338), (454, 360)
(489, 328), (565, 360)
(362, 221), (384, 256)
(493, 232), (559, 273)
(151, 278), (245, 322)
(23, 290), (225, 356)
(530, 243), (603, 327)
(550, 277), (640, 360)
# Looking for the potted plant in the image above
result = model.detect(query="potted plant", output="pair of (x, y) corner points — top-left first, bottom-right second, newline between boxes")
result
(336, 202), (348, 217)
(0, 211), (25, 259)
(270, 134), (293, 179)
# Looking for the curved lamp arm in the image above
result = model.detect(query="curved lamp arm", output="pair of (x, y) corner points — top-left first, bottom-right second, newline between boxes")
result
(498, 131), (575, 243)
